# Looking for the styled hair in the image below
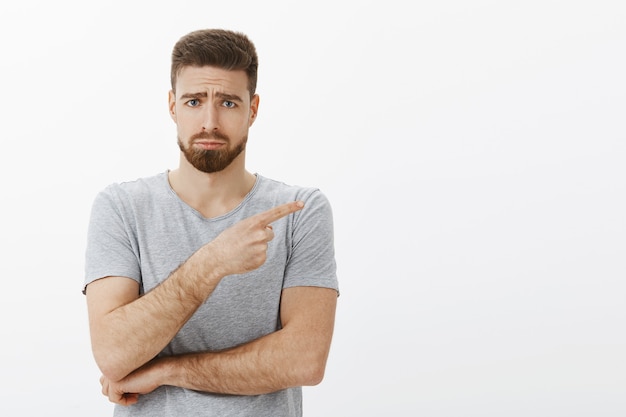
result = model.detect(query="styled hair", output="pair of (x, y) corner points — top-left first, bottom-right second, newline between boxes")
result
(170, 29), (258, 96)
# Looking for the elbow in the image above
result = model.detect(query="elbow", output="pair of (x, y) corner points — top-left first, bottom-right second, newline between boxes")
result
(93, 348), (132, 383)
(303, 364), (326, 386)
(294, 353), (328, 387)
(98, 363), (127, 384)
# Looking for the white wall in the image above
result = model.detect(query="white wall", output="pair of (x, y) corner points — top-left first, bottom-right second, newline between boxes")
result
(1, 1), (624, 415)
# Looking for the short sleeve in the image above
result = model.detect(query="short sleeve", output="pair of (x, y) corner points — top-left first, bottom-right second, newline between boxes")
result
(283, 190), (339, 294)
(83, 186), (141, 293)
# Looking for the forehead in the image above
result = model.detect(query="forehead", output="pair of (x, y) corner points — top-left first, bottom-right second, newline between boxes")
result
(175, 66), (249, 96)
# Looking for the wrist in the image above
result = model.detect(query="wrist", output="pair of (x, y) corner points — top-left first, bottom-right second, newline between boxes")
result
(200, 241), (228, 279)
(175, 245), (224, 302)
(153, 356), (177, 387)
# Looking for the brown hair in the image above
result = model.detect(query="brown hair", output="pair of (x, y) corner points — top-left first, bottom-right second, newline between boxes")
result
(170, 29), (258, 96)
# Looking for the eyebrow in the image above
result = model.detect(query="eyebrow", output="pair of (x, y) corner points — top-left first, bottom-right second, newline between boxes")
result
(179, 92), (207, 101)
(179, 91), (244, 103)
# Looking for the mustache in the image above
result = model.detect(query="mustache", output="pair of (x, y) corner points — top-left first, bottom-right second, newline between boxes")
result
(190, 130), (230, 143)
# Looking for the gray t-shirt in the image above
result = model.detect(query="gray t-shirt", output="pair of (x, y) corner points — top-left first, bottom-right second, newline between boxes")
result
(84, 172), (338, 417)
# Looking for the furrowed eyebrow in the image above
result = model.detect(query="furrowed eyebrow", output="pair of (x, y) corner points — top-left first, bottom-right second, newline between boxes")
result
(178, 91), (243, 103)
(215, 92), (244, 103)
(179, 92), (207, 100)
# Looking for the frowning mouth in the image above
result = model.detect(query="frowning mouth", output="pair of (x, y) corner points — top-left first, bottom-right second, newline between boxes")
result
(190, 131), (230, 150)
(193, 139), (227, 150)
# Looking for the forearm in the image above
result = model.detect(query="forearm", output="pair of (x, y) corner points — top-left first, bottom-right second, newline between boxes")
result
(90, 244), (224, 381)
(151, 327), (327, 396)
(98, 333), (305, 406)
(101, 287), (337, 404)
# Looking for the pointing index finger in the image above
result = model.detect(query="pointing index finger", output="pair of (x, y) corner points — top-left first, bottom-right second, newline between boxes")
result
(255, 201), (304, 225)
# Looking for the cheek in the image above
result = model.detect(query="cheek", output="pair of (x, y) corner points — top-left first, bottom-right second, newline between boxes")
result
(174, 110), (198, 129)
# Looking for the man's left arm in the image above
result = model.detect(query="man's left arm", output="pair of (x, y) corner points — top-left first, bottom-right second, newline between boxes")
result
(101, 285), (337, 402)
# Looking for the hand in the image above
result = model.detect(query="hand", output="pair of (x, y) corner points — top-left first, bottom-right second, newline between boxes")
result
(208, 201), (304, 276)
(100, 375), (140, 406)
(99, 361), (162, 406)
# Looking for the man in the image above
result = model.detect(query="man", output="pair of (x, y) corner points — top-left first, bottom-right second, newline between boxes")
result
(83, 28), (339, 417)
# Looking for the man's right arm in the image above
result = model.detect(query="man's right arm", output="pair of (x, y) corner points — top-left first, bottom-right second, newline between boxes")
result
(85, 201), (304, 382)
(86, 243), (223, 382)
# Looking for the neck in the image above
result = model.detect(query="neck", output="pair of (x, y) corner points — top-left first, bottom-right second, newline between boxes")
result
(168, 152), (256, 218)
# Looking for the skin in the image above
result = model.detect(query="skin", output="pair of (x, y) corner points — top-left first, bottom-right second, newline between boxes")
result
(86, 65), (337, 405)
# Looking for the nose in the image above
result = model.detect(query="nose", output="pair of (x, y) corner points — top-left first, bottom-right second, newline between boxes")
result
(201, 105), (219, 131)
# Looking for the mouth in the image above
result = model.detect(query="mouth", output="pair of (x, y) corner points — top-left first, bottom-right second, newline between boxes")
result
(193, 139), (227, 150)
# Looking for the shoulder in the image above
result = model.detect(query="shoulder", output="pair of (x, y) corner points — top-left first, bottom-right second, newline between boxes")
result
(95, 172), (167, 203)
(253, 176), (334, 232)
(100, 172), (166, 197)
(91, 172), (169, 217)
(255, 175), (331, 208)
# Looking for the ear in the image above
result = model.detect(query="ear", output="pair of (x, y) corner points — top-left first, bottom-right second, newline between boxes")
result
(168, 90), (177, 122)
(248, 94), (260, 127)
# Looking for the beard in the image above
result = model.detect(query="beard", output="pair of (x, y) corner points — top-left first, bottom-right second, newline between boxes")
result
(178, 131), (247, 173)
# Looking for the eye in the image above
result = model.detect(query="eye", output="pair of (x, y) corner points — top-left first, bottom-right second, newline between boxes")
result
(223, 100), (236, 108)
(186, 99), (200, 107)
